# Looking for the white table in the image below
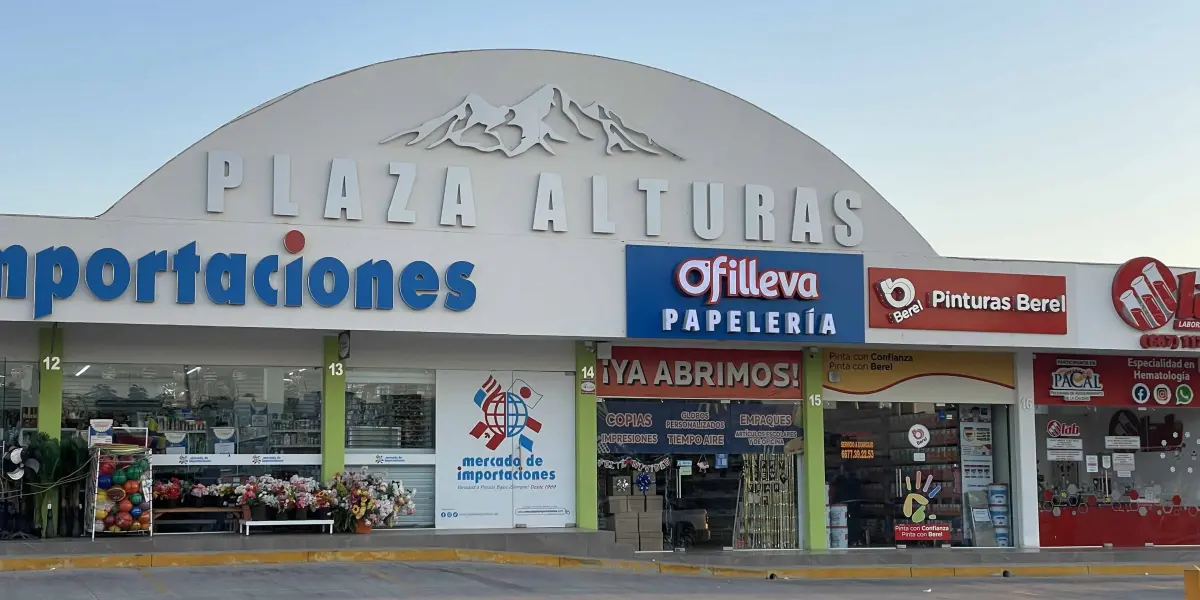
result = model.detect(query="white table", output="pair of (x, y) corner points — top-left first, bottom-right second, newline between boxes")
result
(241, 519), (335, 535)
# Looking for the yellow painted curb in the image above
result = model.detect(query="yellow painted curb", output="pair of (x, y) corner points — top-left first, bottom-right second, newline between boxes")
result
(911, 566), (956, 578)
(0, 546), (1194, 582)
(1089, 564), (1188, 576)
(150, 550), (309, 568)
(0, 554), (151, 572)
(455, 549), (562, 567)
(776, 566), (913, 579)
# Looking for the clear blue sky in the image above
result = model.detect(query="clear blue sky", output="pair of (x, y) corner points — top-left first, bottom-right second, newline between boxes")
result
(1, 1), (1197, 264)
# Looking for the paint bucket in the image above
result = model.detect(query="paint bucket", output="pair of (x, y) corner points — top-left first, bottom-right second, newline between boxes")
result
(829, 525), (849, 549)
(986, 483), (1009, 507)
(994, 526), (1010, 547)
(829, 504), (848, 528)
(988, 506), (1009, 527)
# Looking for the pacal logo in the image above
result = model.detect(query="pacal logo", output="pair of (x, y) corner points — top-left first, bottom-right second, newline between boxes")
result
(876, 277), (920, 323)
(1049, 360), (1103, 401)
(1046, 420), (1081, 437)
(1113, 257), (1200, 331)
(469, 376), (545, 452)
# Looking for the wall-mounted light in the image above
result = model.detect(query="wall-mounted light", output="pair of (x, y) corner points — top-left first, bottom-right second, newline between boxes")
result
(74, 365), (90, 377)
(186, 367), (201, 375)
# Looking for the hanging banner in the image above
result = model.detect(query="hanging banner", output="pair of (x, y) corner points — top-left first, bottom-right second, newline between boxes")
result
(597, 346), (803, 400)
(597, 399), (802, 454)
(434, 370), (575, 530)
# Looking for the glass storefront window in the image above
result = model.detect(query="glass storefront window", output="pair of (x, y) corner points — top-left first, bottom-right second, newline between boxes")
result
(824, 402), (1012, 548)
(596, 398), (804, 551)
(1037, 404), (1200, 547)
(1, 360), (37, 445)
(345, 369), (435, 450)
(60, 363), (322, 454)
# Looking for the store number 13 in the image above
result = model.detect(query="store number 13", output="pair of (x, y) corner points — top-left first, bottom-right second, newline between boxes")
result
(328, 362), (344, 376)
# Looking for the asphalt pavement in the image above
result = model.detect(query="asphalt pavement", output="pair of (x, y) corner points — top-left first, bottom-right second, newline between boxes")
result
(0, 561), (1184, 600)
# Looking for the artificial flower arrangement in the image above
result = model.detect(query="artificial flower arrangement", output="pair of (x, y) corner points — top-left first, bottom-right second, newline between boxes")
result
(328, 468), (418, 533)
(151, 478), (182, 505)
(148, 470), (415, 529)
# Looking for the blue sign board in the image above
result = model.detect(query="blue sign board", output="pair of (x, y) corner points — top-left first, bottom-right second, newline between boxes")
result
(0, 242), (476, 319)
(597, 399), (802, 455)
(624, 245), (865, 342)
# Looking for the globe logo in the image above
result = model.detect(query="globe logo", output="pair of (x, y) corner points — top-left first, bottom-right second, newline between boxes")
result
(470, 376), (544, 451)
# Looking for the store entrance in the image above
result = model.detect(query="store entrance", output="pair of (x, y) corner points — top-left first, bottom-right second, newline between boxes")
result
(825, 402), (1010, 548)
(597, 398), (805, 552)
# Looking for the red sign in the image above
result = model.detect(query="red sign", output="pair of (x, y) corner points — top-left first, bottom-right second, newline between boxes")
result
(1046, 420), (1081, 437)
(596, 346), (802, 400)
(1034, 353), (1198, 407)
(869, 268), (1067, 334)
(1112, 257), (1200, 349)
(894, 523), (951, 541)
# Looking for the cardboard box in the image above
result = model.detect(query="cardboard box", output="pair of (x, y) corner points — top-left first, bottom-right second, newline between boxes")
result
(638, 511), (662, 533)
(615, 534), (639, 548)
(614, 513), (639, 535)
(643, 494), (664, 511)
(608, 476), (632, 496)
(605, 496), (631, 514)
(639, 534), (664, 551)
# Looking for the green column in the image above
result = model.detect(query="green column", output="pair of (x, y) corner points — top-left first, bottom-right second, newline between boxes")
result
(321, 336), (347, 482)
(802, 347), (827, 550)
(575, 341), (598, 529)
(37, 327), (64, 440)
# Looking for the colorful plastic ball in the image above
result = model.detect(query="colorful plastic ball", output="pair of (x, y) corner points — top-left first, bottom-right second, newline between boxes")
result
(108, 526), (121, 533)
(97, 474), (112, 489)
(139, 501), (152, 512)
(130, 493), (143, 505)
(115, 512), (133, 529)
(107, 488), (126, 502)
(112, 471), (128, 486)
(118, 499), (133, 514)
(138, 514), (151, 526)
(123, 480), (140, 494)
(130, 507), (142, 519)
(99, 462), (116, 475)
(96, 491), (108, 504)
(130, 522), (141, 531)
(103, 515), (116, 528)
(95, 509), (108, 520)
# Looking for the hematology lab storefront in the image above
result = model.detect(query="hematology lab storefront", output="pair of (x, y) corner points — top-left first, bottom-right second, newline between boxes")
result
(2, 49), (1200, 551)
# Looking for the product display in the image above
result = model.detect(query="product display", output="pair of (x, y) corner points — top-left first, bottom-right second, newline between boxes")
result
(87, 445), (154, 537)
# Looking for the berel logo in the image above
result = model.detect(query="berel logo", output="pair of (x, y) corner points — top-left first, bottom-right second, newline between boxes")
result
(876, 277), (920, 323)
(1046, 420), (1081, 437)
(1112, 257), (1200, 331)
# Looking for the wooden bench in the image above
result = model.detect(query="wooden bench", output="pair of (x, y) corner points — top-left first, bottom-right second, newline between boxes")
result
(241, 519), (334, 535)
(152, 506), (250, 532)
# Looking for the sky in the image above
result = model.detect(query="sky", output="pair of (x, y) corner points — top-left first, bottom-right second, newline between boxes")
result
(1, 1), (1197, 265)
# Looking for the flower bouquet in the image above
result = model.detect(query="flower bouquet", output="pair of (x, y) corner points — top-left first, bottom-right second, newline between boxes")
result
(328, 468), (418, 533)
(152, 478), (182, 508)
(187, 483), (207, 507)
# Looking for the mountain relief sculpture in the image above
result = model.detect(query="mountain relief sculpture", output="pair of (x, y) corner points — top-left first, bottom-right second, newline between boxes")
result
(380, 84), (684, 160)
